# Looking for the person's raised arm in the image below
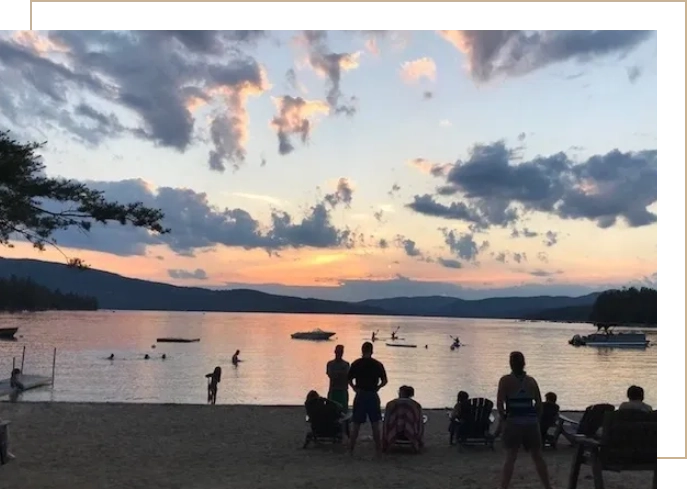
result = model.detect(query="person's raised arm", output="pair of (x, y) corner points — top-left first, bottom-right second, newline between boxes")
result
(378, 363), (388, 391)
(326, 360), (332, 378)
(496, 376), (506, 418)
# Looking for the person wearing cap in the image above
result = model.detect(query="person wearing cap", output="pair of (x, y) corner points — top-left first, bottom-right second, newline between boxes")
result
(326, 344), (350, 412)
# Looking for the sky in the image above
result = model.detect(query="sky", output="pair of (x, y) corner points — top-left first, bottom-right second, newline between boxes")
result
(0, 30), (658, 301)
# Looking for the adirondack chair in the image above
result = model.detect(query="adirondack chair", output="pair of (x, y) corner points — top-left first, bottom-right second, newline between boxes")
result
(303, 397), (349, 448)
(567, 409), (657, 489)
(552, 403), (615, 448)
(453, 397), (495, 449)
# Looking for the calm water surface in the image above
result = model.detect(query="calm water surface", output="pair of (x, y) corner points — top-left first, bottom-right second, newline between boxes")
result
(0, 311), (657, 409)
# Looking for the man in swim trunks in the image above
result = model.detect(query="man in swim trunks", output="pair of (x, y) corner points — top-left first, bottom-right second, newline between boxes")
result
(347, 341), (388, 454)
(326, 345), (350, 412)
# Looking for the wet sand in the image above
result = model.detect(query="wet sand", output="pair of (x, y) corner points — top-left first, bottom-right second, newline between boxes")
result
(0, 403), (654, 489)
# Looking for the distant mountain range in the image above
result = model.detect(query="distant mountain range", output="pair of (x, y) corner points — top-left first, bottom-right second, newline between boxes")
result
(0, 257), (599, 320)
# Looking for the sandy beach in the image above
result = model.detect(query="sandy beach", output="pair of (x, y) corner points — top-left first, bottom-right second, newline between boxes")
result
(0, 402), (653, 489)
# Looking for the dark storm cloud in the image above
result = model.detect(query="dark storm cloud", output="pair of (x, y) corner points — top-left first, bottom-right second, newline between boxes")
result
(168, 268), (209, 280)
(0, 31), (268, 171)
(440, 30), (653, 83)
(47, 179), (354, 257)
(407, 141), (657, 230)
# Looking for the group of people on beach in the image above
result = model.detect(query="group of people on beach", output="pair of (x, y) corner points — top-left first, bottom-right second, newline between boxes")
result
(309, 341), (653, 489)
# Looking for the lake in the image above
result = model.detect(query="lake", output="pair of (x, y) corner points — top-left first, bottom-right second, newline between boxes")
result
(0, 311), (657, 409)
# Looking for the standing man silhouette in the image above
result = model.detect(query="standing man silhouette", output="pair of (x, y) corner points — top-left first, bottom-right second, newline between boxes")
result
(326, 345), (350, 412)
(347, 341), (388, 455)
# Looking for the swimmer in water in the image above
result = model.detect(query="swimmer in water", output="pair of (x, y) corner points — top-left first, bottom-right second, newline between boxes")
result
(161, 354), (166, 360)
(232, 350), (240, 366)
(108, 353), (114, 360)
(144, 354), (150, 360)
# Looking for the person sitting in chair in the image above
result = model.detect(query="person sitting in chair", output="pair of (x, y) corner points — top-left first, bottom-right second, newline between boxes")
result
(304, 390), (348, 442)
(540, 392), (560, 445)
(619, 385), (653, 413)
(449, 390), (470, 444)
(382, 385), (424, 452)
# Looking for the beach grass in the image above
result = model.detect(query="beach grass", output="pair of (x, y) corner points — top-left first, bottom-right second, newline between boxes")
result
(0, 402), (654, 489)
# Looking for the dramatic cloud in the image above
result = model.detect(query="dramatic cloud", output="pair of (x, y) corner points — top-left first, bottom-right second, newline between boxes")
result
(438, 30), (653, 82)
(0, 31), (271, 172)
(270, 95), (329, 155)
(400, 57), (437, 83)
(44, 179), (354, 257)
(324, 178), (354, 208)
(407, 141), (657, 230)
(168, 268), (208, 280)
(301, 31), (360, 115)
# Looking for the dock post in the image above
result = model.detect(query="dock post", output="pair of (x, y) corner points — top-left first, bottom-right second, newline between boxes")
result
(51, 348), (57, 385)
(20, 345), (26, 371)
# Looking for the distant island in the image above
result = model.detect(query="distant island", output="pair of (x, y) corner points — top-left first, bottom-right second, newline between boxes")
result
(0, 274), (97, 312)
(0, 257), (656, 326)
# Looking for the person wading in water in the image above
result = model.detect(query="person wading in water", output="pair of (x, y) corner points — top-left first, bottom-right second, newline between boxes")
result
(205, 366), (222, 405)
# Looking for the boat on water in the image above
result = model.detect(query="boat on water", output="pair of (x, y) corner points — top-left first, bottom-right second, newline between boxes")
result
(0, 327), (18, 340)
(290, 329), (336, 341)
(569, 325), (650, 348)
(156, 337), (200, 343)
(386, 343), (417, 348)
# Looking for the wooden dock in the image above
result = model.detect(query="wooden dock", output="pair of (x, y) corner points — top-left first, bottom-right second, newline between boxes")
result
(0, 374), (53, 398)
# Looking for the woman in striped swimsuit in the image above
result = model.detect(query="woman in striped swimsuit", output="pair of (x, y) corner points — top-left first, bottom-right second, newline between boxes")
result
(496, 352), (553, 489)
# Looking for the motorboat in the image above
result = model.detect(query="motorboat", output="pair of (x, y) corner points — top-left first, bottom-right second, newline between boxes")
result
(0, 327), (18, 340)
(569, 327), (650, 348)
(386, 343), (417, 348)
(290, 329), (336, 341)
(156, 337), (200, 343)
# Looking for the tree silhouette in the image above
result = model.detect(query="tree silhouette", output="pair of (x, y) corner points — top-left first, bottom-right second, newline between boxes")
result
(0, 131), (169, 265)
(0, 275), (97, 311)
(589, 287), (657, 326)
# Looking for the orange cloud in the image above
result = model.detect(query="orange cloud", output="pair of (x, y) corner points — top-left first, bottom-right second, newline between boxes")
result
(11, 31), (68, 55)
(400, 57), (437, 84)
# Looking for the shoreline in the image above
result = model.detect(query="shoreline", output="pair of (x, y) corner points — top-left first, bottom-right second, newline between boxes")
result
(0, 402), (653, 489)
(1, 308), (658, 328)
